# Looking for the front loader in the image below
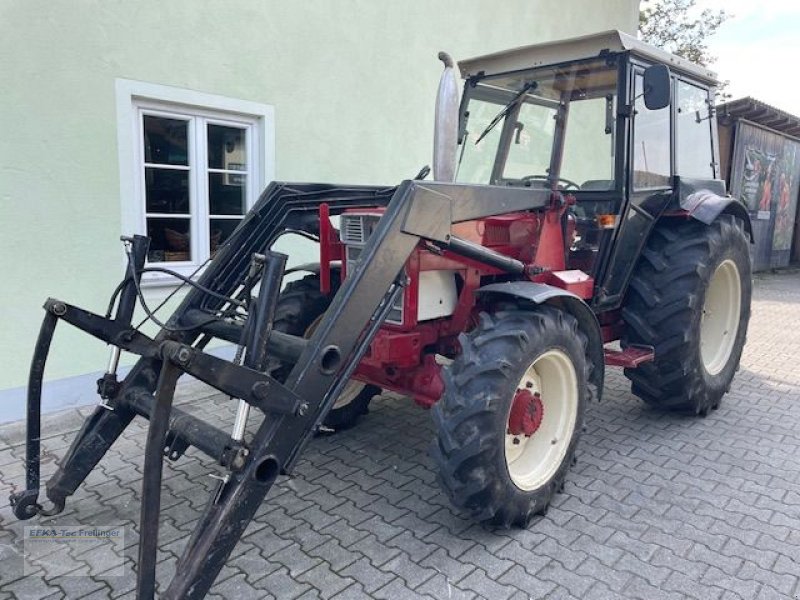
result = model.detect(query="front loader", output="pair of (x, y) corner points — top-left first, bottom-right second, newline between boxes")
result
(10, 30), (752, 598)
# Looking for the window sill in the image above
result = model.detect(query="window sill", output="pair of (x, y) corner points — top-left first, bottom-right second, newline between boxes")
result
(141, 264), (206, 289)
(141, 274), (182, 289)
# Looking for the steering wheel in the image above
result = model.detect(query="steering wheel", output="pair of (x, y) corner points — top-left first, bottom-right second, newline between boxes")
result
(520, 175), (580, 190)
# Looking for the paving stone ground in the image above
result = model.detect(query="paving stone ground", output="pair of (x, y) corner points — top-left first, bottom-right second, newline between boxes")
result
(1, 270), (799, 599)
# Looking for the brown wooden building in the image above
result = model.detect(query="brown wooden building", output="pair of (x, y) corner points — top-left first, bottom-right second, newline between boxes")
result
(717, 97), (800, 270)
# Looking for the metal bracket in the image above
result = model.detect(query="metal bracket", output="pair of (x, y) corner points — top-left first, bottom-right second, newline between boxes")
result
(161, 342), (305, 416)
(402, 184), (452, 243)
(163, 431), (191, 462)
(96, 373), (121, 401)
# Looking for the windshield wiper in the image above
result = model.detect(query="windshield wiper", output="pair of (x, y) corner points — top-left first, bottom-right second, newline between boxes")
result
(474, 81), (537, 145)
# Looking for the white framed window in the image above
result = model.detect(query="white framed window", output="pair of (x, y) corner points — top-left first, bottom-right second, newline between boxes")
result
(116, 79), (274, 284)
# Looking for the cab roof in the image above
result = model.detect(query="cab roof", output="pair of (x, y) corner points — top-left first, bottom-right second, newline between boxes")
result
(458, 30), (718, 86)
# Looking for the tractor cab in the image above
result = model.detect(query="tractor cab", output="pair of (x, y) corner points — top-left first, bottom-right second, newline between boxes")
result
(452, 30), (723, 306)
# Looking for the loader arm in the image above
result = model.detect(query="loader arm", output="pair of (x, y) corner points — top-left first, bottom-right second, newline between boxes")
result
(12, 179), (551, 599)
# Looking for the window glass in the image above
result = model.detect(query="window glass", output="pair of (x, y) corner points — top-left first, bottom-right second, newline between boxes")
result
(208, 173), (246, 215)
(209, 218), (239, 257)
(207, 124), (248, 255)
(677, 81), (714, 179)
(146, 217), (191, 263)
(632, 73), (670, 188)
(143, 115), (192, 262)
(501, 60), (617, 188)
(144, 168), (190, 214)
(561, 95), (615, 189)
(457, 59), (618, 188)
(455, 99), (504, 184)
(208, 124), (247, 170)
(143, 115), (188, 166)
(504, 102), (556, 180)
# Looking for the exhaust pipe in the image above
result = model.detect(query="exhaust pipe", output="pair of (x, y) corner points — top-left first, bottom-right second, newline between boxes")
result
(433, 51), (460, 182)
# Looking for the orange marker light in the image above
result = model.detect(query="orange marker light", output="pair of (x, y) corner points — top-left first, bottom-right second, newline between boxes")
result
(597, 214), (617, 229)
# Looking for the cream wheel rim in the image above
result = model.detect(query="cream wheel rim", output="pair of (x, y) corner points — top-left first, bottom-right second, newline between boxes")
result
(332, 380), (366, 409)
(304, 315), (366, 410)
(504, 349), (579, 491)
(700, 259), (741, 375)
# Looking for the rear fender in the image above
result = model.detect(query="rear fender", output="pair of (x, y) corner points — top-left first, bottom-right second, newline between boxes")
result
(676, 180), (754, 242)
(475, 282), (604, 400)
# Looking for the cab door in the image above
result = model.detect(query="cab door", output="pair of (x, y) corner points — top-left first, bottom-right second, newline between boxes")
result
(594, 67), (673, 308)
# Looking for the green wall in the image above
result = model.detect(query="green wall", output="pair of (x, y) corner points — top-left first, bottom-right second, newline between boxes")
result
(0, 0), (638, 410)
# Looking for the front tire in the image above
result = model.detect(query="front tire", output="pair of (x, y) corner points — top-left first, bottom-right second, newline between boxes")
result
(431, 306), (589, 528)
(622, 216), (752, 414)
(272, 274), (380, 430)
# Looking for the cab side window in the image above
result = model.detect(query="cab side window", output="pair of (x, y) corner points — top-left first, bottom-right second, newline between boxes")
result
(632, 72), (671, 189)
(676, 81), (714, 179)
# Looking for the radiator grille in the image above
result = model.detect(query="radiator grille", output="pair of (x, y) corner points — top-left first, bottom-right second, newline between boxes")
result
(341, 215), (365, 244)
(340, 213), (401, 324)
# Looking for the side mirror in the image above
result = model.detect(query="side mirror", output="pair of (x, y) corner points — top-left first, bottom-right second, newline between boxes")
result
(643, 64), (671, 110)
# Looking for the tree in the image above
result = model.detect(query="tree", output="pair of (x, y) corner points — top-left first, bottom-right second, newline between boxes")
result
(639, 0), (728, 67)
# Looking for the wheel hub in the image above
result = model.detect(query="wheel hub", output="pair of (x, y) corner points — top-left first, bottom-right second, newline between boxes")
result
(504, 349), (579, 492)
(508, 389), (544, 437)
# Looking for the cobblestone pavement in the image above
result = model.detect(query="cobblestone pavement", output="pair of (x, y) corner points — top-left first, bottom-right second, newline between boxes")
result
(1, 271), (799, 599)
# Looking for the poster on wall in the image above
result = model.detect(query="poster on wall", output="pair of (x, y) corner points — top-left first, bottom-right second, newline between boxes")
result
(729, 120), (800, 269)
(740, 146), (775, 220)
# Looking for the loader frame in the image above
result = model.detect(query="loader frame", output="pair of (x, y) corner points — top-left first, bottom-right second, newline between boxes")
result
(12, 180), (558, 599)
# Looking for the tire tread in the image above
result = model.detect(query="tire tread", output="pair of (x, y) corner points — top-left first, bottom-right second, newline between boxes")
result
(622, 216), (751, 414)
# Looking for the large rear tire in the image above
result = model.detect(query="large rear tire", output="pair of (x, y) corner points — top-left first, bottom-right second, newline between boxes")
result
(622, 215), (751, 415)
(272, 274), (380, 431)
(431, 306), (589, 528)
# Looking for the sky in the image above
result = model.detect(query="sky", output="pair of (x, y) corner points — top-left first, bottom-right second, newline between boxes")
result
(694, 0), (800, 114)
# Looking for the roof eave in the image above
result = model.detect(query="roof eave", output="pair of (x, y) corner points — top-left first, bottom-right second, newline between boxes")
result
(717, 97), (800, 139)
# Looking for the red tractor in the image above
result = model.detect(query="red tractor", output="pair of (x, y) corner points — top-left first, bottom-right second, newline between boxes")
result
(12, 30), (752, 599)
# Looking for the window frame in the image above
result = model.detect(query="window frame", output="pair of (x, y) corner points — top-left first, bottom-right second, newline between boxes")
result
(116, 79), (274, 286)
(135, 104), (259, 271)
(629, 66), (673, 192)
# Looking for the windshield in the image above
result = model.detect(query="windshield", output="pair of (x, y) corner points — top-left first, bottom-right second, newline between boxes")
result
(456, 58), (618, 191)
